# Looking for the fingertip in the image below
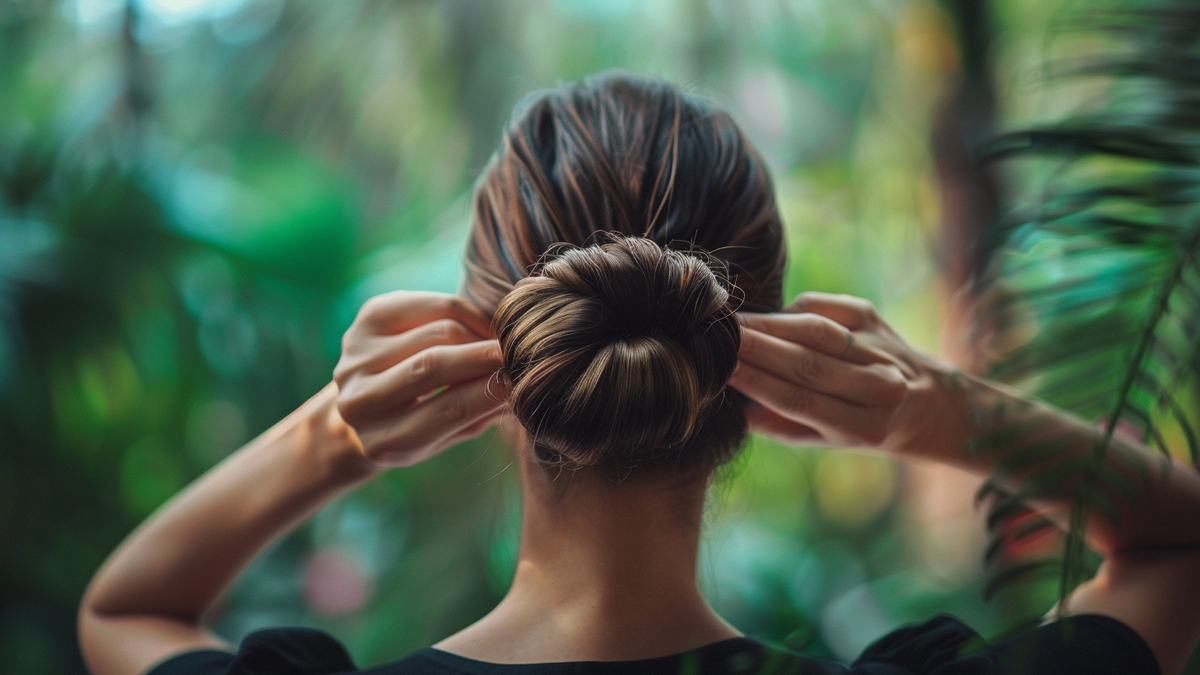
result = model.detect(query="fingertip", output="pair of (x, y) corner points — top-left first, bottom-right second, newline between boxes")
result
(736, 325), (762, 354)
(728, 359), (747, 386)
(480, 338), (503, 364)
(729, 358), (769, 390)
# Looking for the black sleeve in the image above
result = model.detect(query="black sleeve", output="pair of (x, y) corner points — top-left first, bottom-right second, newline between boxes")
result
(852, 615), (991, 674)
(987, 614), (1160, 675)
(145, 651), (234, 675)
(144, 628), (358, 675)
(849, 614), (1160, 675)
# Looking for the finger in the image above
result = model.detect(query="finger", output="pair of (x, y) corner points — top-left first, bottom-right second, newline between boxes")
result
(360, 377), (504, 467)
(729, 362), (890, 448)
(354, 291), (492, 338)
(783, 291), (877, 331)
(738, 328), (906, 407)
(745, 402), (826, 446)
(340, 318), (484, 378)
(737, 312), (891, 366)
(340, 340), (502, 424)
(443, 408), (507, 447)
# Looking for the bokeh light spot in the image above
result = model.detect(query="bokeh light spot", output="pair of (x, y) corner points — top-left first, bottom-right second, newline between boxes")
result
(303, 549), (372, 618)
(813, 452), (897, 529)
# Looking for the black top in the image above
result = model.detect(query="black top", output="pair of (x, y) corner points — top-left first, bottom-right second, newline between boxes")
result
(146, 614), (1160, 675)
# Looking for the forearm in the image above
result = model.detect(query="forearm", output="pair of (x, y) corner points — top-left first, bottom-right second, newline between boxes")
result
(80, 384), (376, 672)
(734, 296), (1200, 674)
(939, 373), (1200, 555)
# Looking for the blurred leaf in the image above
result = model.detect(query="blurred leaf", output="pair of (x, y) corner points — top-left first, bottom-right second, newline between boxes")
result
(981, 2), (1200, 603)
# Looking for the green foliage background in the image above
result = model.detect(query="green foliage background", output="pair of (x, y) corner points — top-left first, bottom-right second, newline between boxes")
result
(0, 0), (1163, 673)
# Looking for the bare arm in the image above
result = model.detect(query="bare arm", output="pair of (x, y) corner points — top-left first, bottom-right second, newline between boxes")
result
(730, 291), (1200, 675)
(78, 385), (375, 675)
(79, 292), (504, 675)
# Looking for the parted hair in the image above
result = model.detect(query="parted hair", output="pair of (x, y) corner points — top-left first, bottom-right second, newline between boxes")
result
(463, 71), (787, 477)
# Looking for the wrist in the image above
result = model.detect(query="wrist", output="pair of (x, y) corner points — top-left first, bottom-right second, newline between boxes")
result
(296, 383), (378, 486)
(886, 356), (977, 470)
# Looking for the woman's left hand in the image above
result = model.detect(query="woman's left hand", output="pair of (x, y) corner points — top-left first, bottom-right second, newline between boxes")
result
(730, 291), (971, 468)
(334, 291), (506, 467)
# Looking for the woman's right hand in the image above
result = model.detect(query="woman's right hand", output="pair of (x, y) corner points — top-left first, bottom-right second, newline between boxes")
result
(333, 291), (505, 467)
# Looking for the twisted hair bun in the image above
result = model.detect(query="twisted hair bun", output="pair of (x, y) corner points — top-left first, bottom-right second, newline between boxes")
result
(494, 236), (744, 476)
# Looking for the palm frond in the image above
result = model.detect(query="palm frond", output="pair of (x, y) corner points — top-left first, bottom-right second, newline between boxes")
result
(979, 2), (1200, 603)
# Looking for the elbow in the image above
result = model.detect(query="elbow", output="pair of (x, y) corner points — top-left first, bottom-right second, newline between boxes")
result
(78, 583), (114, 674)
(77, 602), (107, 675)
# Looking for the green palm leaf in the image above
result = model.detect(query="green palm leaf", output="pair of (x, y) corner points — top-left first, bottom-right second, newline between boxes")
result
(980, 3), (1200, 602)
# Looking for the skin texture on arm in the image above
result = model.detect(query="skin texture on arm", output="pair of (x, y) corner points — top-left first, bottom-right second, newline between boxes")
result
(79, 292), (504, 675)
(730, 291), (1200, 675)
(78, 384), (376, 675)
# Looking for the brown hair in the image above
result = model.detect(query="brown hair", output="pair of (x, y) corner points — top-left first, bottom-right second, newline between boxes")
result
(463, 71), (786, 477)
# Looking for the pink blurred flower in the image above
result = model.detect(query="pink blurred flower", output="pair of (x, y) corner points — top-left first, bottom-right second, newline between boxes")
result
(303, 549), (372, 617)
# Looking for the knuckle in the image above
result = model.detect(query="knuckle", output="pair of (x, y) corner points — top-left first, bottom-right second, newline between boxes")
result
(796, 291), (819, 306)
(359, 291), (412, 329)
(336, 388), (366, 425)
(787, 294), (813, 313)
(441, 295), (468, 317)
(339, 333), (357, 359)
(814, 318), (845, 347)
(358, 296), (384, 323)
(426, 318), (455, 343)
(840, 294), (870, 311)
(332, 359), (351, 384)
(446, 319), (475, 343)
(878, 366), (908, 404)
(789, 353), (823, 384)
(408, 348), (441, 381)
(341, 325), (372, 359)
(857, 299), (880, 320)
(786, 385), (812, 413)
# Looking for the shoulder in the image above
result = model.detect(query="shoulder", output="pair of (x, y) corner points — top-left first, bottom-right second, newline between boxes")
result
(142, 616), (1161, 675)
(987, 614), (1161, 675)
(142, 628), (494, 675)
(850, 613), (1160, 675)
(144, 627), (359, 675)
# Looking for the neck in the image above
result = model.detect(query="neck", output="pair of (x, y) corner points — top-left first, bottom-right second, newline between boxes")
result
(435, 453), (739, 663)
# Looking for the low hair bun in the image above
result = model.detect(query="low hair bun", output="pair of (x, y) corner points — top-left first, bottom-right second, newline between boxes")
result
(494, 236), (743, 475)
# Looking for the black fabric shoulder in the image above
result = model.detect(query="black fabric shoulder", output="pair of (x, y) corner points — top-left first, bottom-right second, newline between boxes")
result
(989, 614), (1160, 675)
(141, 613), (1160, 675)
(851, 613), (1160, 675)
(382, 639), (825, 675)
(145, 650), (233, 675)
(144, 628), (357, 675)
(853, 614), (989, 673)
